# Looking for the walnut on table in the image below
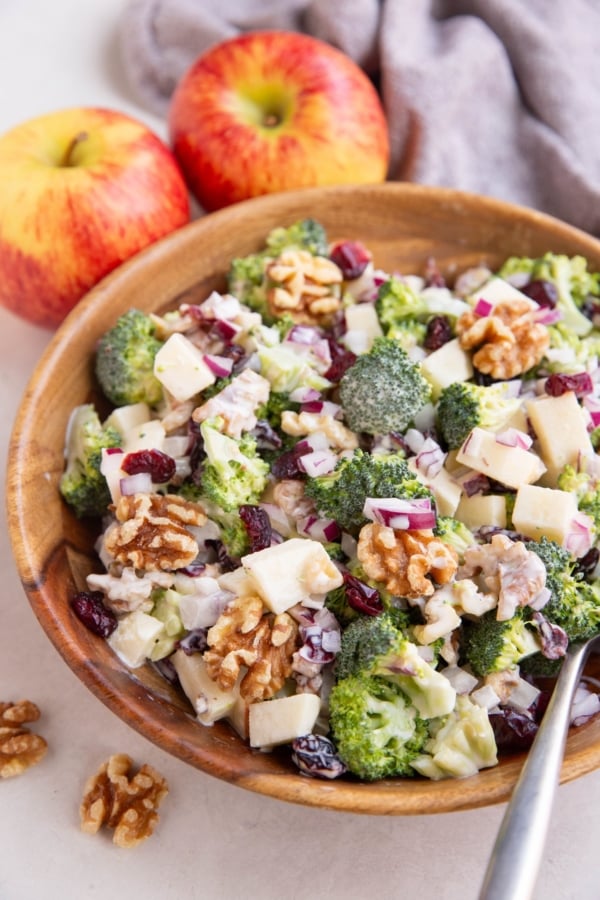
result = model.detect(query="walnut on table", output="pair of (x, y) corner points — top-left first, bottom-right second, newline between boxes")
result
(80, 753), (168, 848)
(266, 249), (343, 324)
(204, 594), (300, 703)
(456, 298), (549, 379)
(357, 523), (458, 599)
(0, 700), (48, 779)
(104, 492), (206, 572)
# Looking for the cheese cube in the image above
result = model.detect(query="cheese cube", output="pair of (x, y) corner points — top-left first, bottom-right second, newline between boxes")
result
(107, 610), (164, 668)
(343, 303), (383, 353)
(471, 277), (537, 309)
(153, 332), (216, 402)
(456, 427), (546, 489)
(242, 538), (343, 614)
(104, 402), (151, 437)
(248, 693), (321, 748)
(420, 339), (474, 399)
(526, 392), (594, 485)
(456, 494), (507, 529)
(512, 484), (578, 545)
(172, 649), (238, 726)
(217, 566), (258, 597)
(123, 418), (166, 453)
(408, 458), (462, 516)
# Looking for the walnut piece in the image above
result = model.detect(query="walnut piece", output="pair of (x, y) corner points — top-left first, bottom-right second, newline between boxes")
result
(281, 410), (359, 450)
(357, 524), (458, 599)
(205, 595), (299, 702)
(80, 753), (168, 848)
(456, 298), (549, 379)
(266, 249), (343, 324)
(0, 700), (48, 778)
(105, 493), (206, 571)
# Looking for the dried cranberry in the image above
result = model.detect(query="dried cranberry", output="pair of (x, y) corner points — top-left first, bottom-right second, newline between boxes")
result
(177, 628), (209, 655)
(329, 240), (371, 280)
(291, 734), (347, 779)
(71, 591), (117, 638)
(324, 337), (357, 382)
(251, 420), (283, 451)
(532, 612), (569, 660)
(544, 371), (594, 397)
(575, 546), (600, 577)
(424, 315), (453, 351)
(122, 448), (176, 483)
(270, 444), (310, 480)
(343, 572), (384, 616)
(205, 539), (238, 571)
(521, 279), (559, 308)
(239, 504), (272, 552)
(489, 708), (539, 753)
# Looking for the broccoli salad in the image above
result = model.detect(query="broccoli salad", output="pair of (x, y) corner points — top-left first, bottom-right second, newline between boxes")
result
(61, 218), (600, 782)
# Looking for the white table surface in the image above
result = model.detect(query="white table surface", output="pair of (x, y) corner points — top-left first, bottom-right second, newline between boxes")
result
(0, 3), (598, 898)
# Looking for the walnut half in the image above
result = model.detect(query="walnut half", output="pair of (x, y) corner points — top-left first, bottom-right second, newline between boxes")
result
(80, 754), (168, 848)
(0, 700), (48, 779)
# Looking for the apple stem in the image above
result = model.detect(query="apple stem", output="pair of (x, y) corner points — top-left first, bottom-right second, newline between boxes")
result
(60, 131), (89, 167)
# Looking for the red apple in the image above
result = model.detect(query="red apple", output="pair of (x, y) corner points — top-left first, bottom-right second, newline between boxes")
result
(168, 31), (390, 212)
(0, 107), (191, 328)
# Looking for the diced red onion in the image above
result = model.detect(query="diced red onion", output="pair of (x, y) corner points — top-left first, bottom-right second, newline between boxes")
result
(288, 386), (321, 403)
(295, 432), (330, 453)
(441, 665), (479, 695)
(571, 685), (600, 727)
(532, 307), (563, 325)
(297, 450), (339, 477)
(212, 318), (241, 341)
(565, 513), (594, 557)
(104, 447), (124, 457)
(202, 354), (234, 378)
(403, 428), (426, 454)
(200, 291), (240, 320)
(285, 324), (323, 345)
(495, 428), (533, 450)
(300, 400), (342, 419)
(120, 472), (153, 495)
(297, 515), (341, 542)
(474, 297), (494, 317)
(415, 438), (446, 478)
(505, 677), (541, 713)
(321, 629), (341, 653)
(362, 497), (436, 530)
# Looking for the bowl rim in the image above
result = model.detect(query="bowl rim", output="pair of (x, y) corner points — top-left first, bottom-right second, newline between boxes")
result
(8, 182), (600, 815)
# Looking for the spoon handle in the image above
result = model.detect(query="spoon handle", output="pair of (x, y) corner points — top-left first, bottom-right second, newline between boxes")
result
(478, 641), (592, 900)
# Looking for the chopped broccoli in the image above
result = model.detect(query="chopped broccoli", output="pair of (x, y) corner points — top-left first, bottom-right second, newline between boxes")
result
(519, 651), (563, 679)
(541, 322), (600, 374)
(462, 609), (541, 677)
(410, 695), (498, 780)
(436, 381), (524, 450)
(557, 463), (600, 533)
(338, 337), (432, 435)
(199, 419), (269, 512)
(329, 674), (428, 781)
(227, 218), (328, 320)
(375, 276), (469, 340)
(335, 611), (411, 682)
(384, 319), (428, 353)
(257, 344), (331, 394)
(529, 537), (600, 642)
(95, 308), (164, 407)
(434, 516), (477, 561)
(499, 252), (598, 337)
(304, 448), (432, 534)
(59, 404), (121, 518)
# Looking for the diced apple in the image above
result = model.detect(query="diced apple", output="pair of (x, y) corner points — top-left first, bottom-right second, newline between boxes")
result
(248, 693), (321, 748)
(343, 303), (383, 352)
(217, 566), (259, 597)
(408, 457), (462, 516)
(122, 418), (166, 453)
(456, 427), (546, 489)
(420, 339), (474, 399)
(172, 649), (238, 726)
(456, 494), (507, 529)
(153, 332), (216, 402)
(511, 483), (579, 545)
(471, 276), (537, 309)
(227, 694), (250, 740)
(526, 392), (594, 485)
(241, 538), (343, 614)
(107, 610), (164, 668)
(104, 402), (151, 437)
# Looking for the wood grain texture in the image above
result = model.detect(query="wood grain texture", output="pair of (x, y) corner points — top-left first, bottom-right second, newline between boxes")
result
(8, 183), (600, 814)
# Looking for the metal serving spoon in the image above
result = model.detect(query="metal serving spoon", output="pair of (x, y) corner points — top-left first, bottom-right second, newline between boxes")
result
(479, 634), (600, 900)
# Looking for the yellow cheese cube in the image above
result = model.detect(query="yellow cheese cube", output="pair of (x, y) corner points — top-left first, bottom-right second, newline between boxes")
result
(456, 427), (546, 489)
(153, 332), (216, 402)
(526, 392), (594, 485)
(512, 484), (578, 545)
(456, 494), (507, 529)
(420, 339), (474, 399)
(408, 458), (462, 516)
(172, 649), (238, 726)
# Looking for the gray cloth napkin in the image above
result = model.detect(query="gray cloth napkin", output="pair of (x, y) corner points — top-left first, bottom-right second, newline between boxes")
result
(119, 0), (600, 235)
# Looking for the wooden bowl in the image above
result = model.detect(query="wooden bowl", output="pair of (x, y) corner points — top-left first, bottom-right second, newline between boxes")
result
(8, 183), (600, 814)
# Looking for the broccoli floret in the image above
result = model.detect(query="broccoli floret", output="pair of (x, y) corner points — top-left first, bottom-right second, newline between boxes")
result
(529, 537), (600, 642)
(95, 308), (164, 407)
(59, 404), (121, 518)
(462, 609), (541, 677)
(335, 611), (411, 682)
(329, 674), (428, 781)
(375, 276), (469, 340)
(199, 420), (269, 512)
(519, 651), (563, 679)
(499, 252), (598, 337)
(540, 322), (600, 374)
(227, 219), (328, 320)
(434, 516), (477, 561)
(410, 695), (498, 780)
(436, 381), (524, 450)
(304, 448), (432, 534)
(338, 337), (432, 435)
(557, 463), (600, 533)
(384, 319), (428, 352)
(258, 345), (331, 394)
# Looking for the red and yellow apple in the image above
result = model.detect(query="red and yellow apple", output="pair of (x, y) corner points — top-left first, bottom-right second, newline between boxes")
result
(0, 107), (191, 328)
(168, 31), (390, 212)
